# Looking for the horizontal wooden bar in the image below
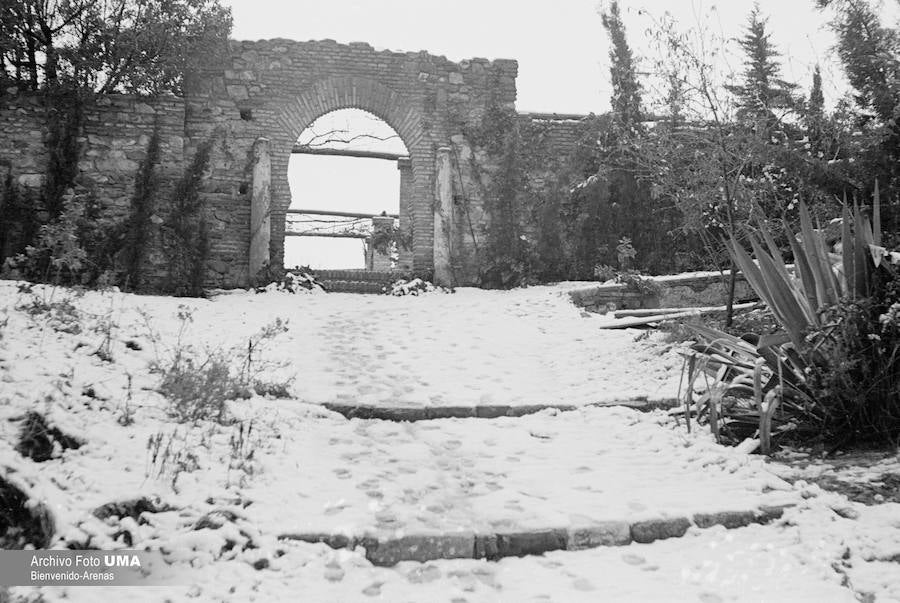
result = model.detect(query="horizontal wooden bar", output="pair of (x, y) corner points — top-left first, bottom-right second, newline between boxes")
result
(291, 146), (409, 161)
(286, 209), (399, 219)
(284, 231), (369, 239)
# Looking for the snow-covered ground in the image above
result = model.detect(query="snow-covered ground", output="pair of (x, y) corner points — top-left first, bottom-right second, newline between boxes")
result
(1, 279), (899, 602)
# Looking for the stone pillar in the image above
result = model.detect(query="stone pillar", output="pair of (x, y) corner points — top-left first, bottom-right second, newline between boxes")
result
(433, 147), (454, 287)
(396, 157), (413, 272)
(249, 137), (271, 283)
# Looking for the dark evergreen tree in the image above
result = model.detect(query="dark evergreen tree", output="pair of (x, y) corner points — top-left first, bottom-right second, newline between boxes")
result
(817, 0), (900, 226)
(805, 65), (826, 147)
(726, 4), (799, 127)
(601, 0), (643, 131)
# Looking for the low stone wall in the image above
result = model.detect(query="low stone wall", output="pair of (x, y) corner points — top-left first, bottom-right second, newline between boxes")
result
(569, 271), (756, 313)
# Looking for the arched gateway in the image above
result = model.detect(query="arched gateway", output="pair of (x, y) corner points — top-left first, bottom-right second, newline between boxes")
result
(183, 39), (518, 287)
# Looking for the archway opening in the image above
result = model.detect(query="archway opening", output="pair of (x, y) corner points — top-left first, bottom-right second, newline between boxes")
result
(284, 108), (409, 270)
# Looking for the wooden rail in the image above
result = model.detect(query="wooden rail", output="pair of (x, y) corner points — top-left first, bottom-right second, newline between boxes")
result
(285, 209), (399, 219)
(291, 146), (409, 161)
(283, 231), (369, 239)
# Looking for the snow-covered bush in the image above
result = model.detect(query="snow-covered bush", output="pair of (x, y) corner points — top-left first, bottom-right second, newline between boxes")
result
(384, 278), (449, 296)
(255, 271), (324, 294)
(15, 283), (84, 334)
(156, 311), (292, 424)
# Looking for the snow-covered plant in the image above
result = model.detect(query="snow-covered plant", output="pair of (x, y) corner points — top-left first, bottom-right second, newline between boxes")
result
(255, 271), (324, 294)
(227, 420), (259, 487)
(159, 352), (239, 424)
(683, 190), (900, 452)
(15, 283), (84, 334)
(384, 278), (449, 296)
(157, 311), (291, 423)
(146, 428), (202, 491)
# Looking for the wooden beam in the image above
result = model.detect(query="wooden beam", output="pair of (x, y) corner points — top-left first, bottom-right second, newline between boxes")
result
(291, 146), (409, 161)
(612, 302), (760, 319)
(519, 111), (590, 121)
(286, 209), (399, 219)
(597, 302), (761, 329)
(284, 232), (369, 239)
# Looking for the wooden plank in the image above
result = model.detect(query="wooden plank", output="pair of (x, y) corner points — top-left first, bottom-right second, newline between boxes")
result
(286, 208), (399, 219)
(612, 301), (759, 319)
(283, 232), (369, 239)
(597, 310), (705, 330)
(598, 302), (762, 329)
(291, 146), (408, 161)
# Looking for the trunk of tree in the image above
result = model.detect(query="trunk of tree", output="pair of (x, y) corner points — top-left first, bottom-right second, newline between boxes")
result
(41, 27), (57, 85)
(25, 35), (38, 89)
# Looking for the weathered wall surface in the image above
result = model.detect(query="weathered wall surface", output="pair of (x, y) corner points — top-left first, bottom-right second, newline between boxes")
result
(183, 38), (518, 286)
(0, 91), (185, 284)
(444, 112), (590, 285)
(569, 272), (755, 313)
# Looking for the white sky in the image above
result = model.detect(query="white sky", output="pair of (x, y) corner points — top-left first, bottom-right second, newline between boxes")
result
(227, 0), (896, 268)
(225, 0), (888, 113)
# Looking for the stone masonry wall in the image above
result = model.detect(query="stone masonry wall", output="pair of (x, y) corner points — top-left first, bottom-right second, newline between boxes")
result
(445, 112), (589, 284)
(183, 38), (518, 286)
(0, 90), (185, 285)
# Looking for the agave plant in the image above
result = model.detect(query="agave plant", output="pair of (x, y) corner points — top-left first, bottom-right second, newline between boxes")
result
(683, 184), (898, 453)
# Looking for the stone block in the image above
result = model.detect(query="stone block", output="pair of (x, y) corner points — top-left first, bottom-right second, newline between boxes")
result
(630, 517), (691, 543)
(425, 406), (476, 420)
(17, 173), (43, 188)
(474, 405), (512, 418)
(693, 510), (757, 530)
(362, 533), (474, 566)
(491, 530), (568, 559)
(226, 85), (249, 100)
(567, 521), (632, 549)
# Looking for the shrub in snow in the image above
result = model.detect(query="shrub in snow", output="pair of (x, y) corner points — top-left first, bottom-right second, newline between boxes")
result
(15, 410), (83, 462)
(256, 272), (324, 294)
(15, 283), (84, 334)
(0, 474), (55, 549)
(156, 311), (292, 424)
(159, 353), (243, 424)
(384, 278), (449, 296)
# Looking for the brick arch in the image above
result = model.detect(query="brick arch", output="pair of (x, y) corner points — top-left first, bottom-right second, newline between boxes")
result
(266, 76), (436, 273)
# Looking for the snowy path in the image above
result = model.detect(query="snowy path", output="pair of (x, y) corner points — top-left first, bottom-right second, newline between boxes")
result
(239, 404), (798, 539)
(184, 285), (684, 408)
(2, 281), (899, 602)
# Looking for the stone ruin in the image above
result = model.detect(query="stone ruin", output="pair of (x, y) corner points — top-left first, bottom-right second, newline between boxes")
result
(0, 38), (586, 288)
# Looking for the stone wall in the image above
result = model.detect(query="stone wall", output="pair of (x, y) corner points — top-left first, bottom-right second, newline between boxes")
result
(569, 272), (756, 314)
(0, 90), (185, 285)
(444, 112), (590, 285)
(183, 38), (518, 286)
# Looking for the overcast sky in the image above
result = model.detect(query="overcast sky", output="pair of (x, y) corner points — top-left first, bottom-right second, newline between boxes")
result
(223, 0), (891, 114)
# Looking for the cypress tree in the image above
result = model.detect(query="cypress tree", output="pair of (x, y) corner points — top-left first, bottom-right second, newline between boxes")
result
(727, 4), (798, 127)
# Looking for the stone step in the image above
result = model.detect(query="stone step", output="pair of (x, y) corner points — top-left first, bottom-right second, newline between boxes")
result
(321, 399), (679, 421)
(310, 269), (399, 283)
(279, 506), (790, 567)
(317, 280), (389, 294)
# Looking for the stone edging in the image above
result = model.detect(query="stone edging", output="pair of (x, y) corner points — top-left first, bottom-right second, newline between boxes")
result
(321, 399), (679, 421)
(279, 505), (791, 567)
